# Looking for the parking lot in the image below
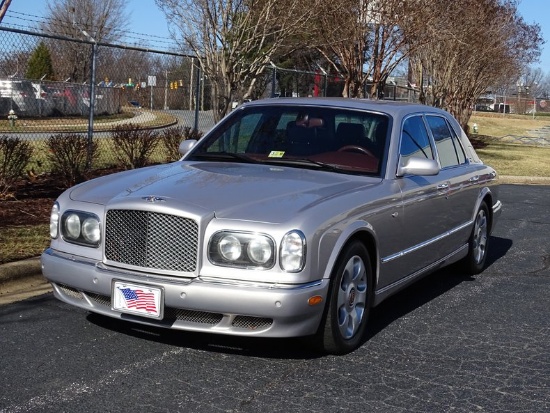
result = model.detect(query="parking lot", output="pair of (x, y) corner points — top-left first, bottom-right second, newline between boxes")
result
(0, 184), (548, 413)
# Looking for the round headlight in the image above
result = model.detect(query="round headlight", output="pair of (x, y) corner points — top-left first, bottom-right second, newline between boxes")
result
(247, 236), (272, 264)
(64, 214), (81, 239)
(218, 235), (242, 261)
(49, 203), (60, 238)
(82, 217), (100, 244)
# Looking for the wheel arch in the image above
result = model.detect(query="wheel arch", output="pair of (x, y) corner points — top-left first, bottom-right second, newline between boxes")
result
(476, 187), (494, 232)
(321, 222), (379, 288)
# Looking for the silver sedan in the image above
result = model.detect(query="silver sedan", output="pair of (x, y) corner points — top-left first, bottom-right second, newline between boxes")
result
(42, 98), (501, 354)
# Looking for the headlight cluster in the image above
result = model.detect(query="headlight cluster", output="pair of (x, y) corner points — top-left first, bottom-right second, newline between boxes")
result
(56, 210), (101, 247)
(208, 230), (305, 272)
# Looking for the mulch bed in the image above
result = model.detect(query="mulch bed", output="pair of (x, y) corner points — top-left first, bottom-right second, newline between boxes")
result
(1, 167), (123, 228)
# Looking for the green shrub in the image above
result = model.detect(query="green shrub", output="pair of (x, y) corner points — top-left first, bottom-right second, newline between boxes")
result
(0, 136), (33, 198)
(46, 134), (97, 187)
(160, 126), (204, 162)
(111, 123), (160, 169)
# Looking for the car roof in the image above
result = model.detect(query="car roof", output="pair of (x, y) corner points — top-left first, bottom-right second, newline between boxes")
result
(243, 97), (449, 118)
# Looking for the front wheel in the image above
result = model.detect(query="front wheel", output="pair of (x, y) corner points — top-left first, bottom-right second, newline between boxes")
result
(317, 241), (373, 355)
(463, 202), (490, 274)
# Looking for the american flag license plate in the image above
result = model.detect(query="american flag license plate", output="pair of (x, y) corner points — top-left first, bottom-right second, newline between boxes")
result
(112, 281), (163, 319)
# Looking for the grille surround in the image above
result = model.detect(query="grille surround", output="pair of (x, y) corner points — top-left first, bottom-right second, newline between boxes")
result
(105, 209), (198, 273)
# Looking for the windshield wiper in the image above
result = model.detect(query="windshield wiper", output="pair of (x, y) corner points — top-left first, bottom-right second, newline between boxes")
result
(189, 152), (259, 164)
(263, 158), (343, 172)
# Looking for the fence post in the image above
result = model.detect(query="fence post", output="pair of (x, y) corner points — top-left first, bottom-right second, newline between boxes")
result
(86, 41), (97, 171)
(194, 64), (200, 131)
(271, 67), (276, 98)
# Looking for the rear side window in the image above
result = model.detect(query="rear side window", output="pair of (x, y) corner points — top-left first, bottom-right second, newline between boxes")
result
(426, 116), (467, 168)
(400, 116), (434, 160)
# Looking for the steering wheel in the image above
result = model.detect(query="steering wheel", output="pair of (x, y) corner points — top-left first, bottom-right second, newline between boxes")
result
(337, 145), (375, 157)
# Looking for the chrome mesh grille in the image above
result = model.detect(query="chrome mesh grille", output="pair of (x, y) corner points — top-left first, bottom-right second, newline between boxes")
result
(58, 284), (84, 300)
(105, 210), (198, 272)
(87, 293), (111, 307)
(165, 308), (224, 325)
(232, 316), (273, 330)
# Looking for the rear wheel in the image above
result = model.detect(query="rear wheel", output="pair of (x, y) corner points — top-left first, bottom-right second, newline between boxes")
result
(317, 241), (373, 354)
(463, 202), (490, 274)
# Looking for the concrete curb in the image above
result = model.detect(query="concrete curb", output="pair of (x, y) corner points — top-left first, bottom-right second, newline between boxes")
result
(0, 257), (42, 284)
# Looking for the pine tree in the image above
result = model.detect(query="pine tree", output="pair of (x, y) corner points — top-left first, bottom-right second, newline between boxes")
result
(25, 42), (55, 80)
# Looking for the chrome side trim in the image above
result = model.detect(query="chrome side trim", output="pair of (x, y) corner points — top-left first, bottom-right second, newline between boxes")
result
(196, 277), (325, 290)
(381, 221), (472, 264)
(375, 243), (468, 298)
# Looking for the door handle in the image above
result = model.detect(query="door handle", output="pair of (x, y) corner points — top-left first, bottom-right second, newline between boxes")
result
(437, 182), (450, 194)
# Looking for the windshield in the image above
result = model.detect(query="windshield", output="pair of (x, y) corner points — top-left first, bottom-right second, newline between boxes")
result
(189, 105), (390, 175)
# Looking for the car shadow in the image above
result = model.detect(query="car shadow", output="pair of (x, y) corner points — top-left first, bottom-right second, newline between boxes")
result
(87, 312), (319, 359)
(87, 235), (512, 358)
(365, 235), (512, 342)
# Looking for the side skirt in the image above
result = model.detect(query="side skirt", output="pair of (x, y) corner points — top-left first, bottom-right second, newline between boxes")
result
(373, 243), (468, 306)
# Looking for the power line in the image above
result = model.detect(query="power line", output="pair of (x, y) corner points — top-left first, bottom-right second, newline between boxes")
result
(2, 9), (181, 51)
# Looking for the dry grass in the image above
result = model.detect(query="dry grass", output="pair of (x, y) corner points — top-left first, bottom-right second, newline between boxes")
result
(469, 113), (550, 137)
(476, 143), (550, 177)
(0, 225), (50, 265)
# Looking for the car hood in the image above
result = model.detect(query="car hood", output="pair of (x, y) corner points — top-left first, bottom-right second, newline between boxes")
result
(69, 161), (380, 222)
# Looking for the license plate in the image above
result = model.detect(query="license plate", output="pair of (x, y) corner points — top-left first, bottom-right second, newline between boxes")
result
(112, 281), (163, 319)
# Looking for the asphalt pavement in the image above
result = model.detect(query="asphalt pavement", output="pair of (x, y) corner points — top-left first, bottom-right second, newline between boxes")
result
(0, 183), (548, 412)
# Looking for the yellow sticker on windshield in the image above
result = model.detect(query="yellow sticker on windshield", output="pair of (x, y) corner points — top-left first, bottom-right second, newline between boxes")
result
(268, 151), (285, 158)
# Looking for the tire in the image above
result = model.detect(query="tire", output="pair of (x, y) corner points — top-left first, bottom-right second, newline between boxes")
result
(463, 202), (490, 274)
(317, 241), (373, 355)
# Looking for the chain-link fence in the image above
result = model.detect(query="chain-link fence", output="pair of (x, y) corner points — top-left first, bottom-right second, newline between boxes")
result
(0, 26), (423, 180)
(0, 26), (216, 175)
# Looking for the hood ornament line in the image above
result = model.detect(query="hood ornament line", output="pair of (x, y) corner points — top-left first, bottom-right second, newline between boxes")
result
(142, 195), (166, 203)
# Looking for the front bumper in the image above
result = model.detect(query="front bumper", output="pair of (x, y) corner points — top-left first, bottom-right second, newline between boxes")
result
(41, 248), (329, 338)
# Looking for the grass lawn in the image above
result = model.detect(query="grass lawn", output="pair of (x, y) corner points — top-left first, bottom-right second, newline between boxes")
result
(476, 142), (550, 177)
(469, 112), (550, 137)
(0, 225), (50, 265)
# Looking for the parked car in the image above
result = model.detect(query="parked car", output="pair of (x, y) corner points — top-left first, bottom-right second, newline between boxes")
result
(0, 79), (38, 115)
(42, 98), (502, 354)
(48, 83), (87, 116)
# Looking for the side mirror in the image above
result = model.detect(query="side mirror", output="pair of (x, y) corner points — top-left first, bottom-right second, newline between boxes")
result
(397, 156), (440, 177)
(178, 139), (198, 156)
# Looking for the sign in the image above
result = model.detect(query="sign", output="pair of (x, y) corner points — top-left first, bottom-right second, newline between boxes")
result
(147, 75), (157, 87)
(540, 100), (547, 108)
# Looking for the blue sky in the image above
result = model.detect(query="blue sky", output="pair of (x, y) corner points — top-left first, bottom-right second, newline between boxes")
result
(2, 0), (549, 72)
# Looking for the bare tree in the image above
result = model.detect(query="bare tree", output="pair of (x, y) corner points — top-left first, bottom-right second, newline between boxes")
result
(412, 0), (543, 130)
(156, 0), (317, 120)
(39, 0), (128, 82)
(309, 0), (428, 99)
